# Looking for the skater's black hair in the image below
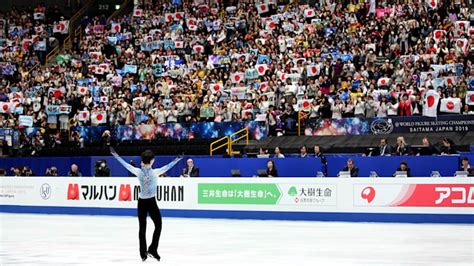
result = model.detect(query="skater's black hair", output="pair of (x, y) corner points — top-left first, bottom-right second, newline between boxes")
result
(141, 150), (155, 164)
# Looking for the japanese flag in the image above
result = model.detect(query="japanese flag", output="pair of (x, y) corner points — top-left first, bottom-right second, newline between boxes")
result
(377, 77), (391, 87)
(91, 111), (107, 124)
(77, 86), (88, 95)
(426, 0), (437, 9)
(133, 8), (143, 17)
(209, 83), (223, 94)
(440, 97), (461, 113)
(230, 72), (245, 83)
(466, 91), (474, 106)
(193, 45), (204, 53)
(111, 23), (121, 33)
(174, 41), (184, 49)
(433, 30), (445, 43)
(455, 21), (470, 33)
(279, 73), (287, 82)
(304, 9), (315, 18)
(298, 99), (312, 111)
(255, 64), (268, 76)
(53, 21), (69, 34)
(174, 12), (185, 20)
(100, 96), (108, 103)
(188, 24), (198, 31)
(90, 51), (102, 60)
(94, 67), (104, 75)
(88, 64), (98, 73)
(423, 90), (440, 117)
(165, 13), (174, 22)
(99, 63), (110, 73)
(35, 25), (43, 34)
(259, 82), (268, 91)
(187, 18), (197, 26)
(444, 76), (457, 86)
(256, 4), (269, 14)
(266, 20), (276, 31)
(78, 111), (90, 121)
(0, 102), (15, 113)
(306, 65), (319, 77)
(455, 39), (468, 55)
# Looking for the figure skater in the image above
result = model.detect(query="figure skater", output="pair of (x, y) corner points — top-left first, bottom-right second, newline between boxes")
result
(111, 148), (181, 261)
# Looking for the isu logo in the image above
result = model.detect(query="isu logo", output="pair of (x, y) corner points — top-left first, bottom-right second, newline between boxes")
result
(119, 184), (131, 201)
(361, 186), (376, 203)
(68, 184), (79, 200)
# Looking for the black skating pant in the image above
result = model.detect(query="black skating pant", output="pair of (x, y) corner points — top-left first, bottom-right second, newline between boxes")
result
(137, 197), (162, 258)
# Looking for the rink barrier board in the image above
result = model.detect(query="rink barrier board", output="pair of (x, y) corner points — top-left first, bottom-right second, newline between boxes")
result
(1, 205), (473, 224)
(1, 177), (473, 224)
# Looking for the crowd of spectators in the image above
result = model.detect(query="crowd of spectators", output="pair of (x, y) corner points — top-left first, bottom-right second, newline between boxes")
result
(0, 0), (472, 137)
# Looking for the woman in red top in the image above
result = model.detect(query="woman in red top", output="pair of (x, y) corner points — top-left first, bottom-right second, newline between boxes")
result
(398, 94), (411, 116)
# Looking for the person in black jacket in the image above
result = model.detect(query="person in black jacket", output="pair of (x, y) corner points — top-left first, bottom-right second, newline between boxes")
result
(181, 159), (199, 177)
(394, 161), (412, 177)
(266, 160), (278, 177)
(378, 138), (392, 156)
(342, 159), (359, 177)
(440, 138), (456, 155)
(314, 145), (328, 176)
(459, 157), (474, 176)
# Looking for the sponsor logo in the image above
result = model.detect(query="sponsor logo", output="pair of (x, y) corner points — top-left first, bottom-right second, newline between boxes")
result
(361, 186), (375, 203)
(40, 183), (51, 200)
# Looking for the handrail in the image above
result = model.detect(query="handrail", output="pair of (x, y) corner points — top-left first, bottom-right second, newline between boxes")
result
(228, 127), (249, 155)
(297, 111), (308, 136)
(210, 136), (230, 156)
(45, 46), (59, 66)
(44, 0), (94, 66)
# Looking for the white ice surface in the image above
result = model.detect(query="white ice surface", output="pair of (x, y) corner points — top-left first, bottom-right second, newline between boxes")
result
(0, 213), (473, 265)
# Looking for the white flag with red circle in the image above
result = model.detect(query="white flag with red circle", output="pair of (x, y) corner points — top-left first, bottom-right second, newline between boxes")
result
(111, 23), (121, 33)
(174, 12), (185, 20)
(187, 18), (197, 26)
(100, 96), (108, 103)
(230, 72), (245, 83)
(188, 24), (198, 31)
(78, 111), (90, 121)
(425, 0), (437, 9)
(307, 65), (319, 77)
(53, 21), (69, 34)
(35, 25), (44, 34)
(433, 30), (445, 43)
(440, 97), (461, 113)
(423, 90), (440, 117)
(444, 76), (457, 86)
(133, 8), (143, 17)
(175, 41), (184, 49)
(94, 66), (104, 75)
(259, 82), (269, 92)
(0, 102), (15, 113)
(256, 4), (269, 14)
(279, 73), (287, 82)
(377, 77), (391, 87)
(466, 91), (474, 106)
(99, 63), (110, 73)
(90, 51), (102, 60)
(255, 64), (268, 76)
(455, 38), (468, 55)
(266, 20), (276, 31)
(298, 99), (312, 111)
(77, 86), (88, 95)
(193, 45), (204, 53)
(304, 9), (315, 18)
(88, 64), (98, 73)
(209, 83), (223, 94)
(91, 111), (107, 124)
(165, 13), (174, 22)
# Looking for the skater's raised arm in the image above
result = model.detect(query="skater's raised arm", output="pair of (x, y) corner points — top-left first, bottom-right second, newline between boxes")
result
(154, 157), (182, 177)
(110, 147), (141, 176)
